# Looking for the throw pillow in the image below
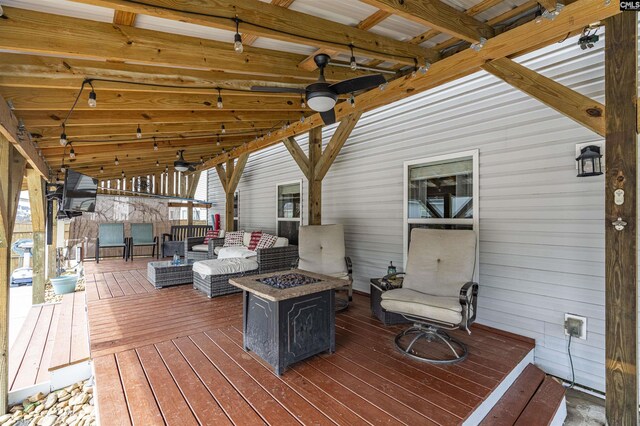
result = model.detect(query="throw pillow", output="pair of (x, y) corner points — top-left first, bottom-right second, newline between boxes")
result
(223, 231), (244, 247)
(203, 229), (220, 244)
(247, 231), (263, 251)
(256, 233), (278, 250)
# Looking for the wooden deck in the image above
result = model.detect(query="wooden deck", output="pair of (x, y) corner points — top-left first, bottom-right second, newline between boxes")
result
(84, 259), (535, 426)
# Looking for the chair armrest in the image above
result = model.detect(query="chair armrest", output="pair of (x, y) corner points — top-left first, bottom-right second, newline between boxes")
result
(207, 238), (225, 259)
(257, 245), (299, 273)
(345, 257), (353, 275)
(459, 281), (479, 330)
(162, 233), (172, 242)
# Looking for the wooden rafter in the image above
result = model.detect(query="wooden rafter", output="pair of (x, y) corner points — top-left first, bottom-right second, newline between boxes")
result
(196, 0), (619, 172)
(113, 10), (137, 26)
(314, 112), (363, 181)
(68, 0), (436, 66)
(282, 137), (310, 180)
(359, 0), (494, 44)
(242, 0), (295, 46)
(482, 58), (605, 136)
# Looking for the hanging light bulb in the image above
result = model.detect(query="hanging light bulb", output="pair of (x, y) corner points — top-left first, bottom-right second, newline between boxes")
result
(349, 45), (357, 71)
(114, 156), (119, 166)
(60, 165), (66, 173)
(300, 113), (305, 123)
(136, 124), (142, 139)
(349, 93), (355, 108)
(165, 165), (169, 173)
(217, 134), (221, 146)
(69, 146), (75, 159)
(217, 88), (223, 109)
(267, 130), (271, 137)
(176, 151), (180, 158)
(221, 124), (226, 134)
(88, 89), (97, 108)
(121, 170), (125, 178)
(300, 95), (306, 109)
(200, 156), (204, 163)
(233, 18), (244, 53)
(153, 139), (158, 151)
(59, 125), (68, 146)
(156, 160), (159, 167)
(100, 166), (104, 174)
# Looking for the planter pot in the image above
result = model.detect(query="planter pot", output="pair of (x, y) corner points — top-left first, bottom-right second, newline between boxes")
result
(50, 275), (78, 295)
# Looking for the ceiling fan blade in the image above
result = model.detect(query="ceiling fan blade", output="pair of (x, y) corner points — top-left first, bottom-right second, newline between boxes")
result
(329, 74), (387, 95)
(250, 86), (306, 94)
(320, 108), (336, 125)
(189, 165), (196, 172)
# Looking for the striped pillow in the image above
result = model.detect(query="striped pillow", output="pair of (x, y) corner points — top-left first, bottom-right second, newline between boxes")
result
(203, 229), (220, 244)
(247, 231), (263, 251)
(223, 231), (244, 247)
(256, 233), (278, 250)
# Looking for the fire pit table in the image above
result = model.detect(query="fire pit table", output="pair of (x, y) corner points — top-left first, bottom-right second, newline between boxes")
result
(229, 269), (346, 375)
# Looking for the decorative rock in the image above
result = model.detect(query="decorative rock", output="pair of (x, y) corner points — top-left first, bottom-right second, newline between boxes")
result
(23, 403), (37, 414)
(82, 405), (92, 415)
(28, 393), (45, 404)
(66, 414), (77, 424)
(34, 404), (45, 415)
(43, 394), (57, 410)
(58, 394), (72, 403)
(0, 414), (12, 423)
(39, 415), (58, 426)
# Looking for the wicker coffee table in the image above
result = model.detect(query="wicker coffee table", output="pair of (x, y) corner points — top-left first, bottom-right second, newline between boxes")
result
(147, 259), (195, 288)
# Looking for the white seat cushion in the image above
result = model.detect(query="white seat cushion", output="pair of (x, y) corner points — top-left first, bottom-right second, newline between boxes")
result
(193, 258), (258, 277)
(380, 288), (462, 325)
(214, 246), (223, 255)
(217, 246), (257, 259)
(273, 237), (288, 247)
(191, 244), (209, 252)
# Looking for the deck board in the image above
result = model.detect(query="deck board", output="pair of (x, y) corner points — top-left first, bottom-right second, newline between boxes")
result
(50, 292), (89, 371)
(86, 259), (536, 426)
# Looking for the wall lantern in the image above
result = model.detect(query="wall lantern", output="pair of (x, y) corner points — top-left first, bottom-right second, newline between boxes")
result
(576, 145), (603, 177)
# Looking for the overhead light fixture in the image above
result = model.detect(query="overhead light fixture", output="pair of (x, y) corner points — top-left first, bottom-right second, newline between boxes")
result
(221, 123), (226, 134)
(349, 93), (355, 108)
(349, 45), (357, 71)
(576, 145), (603, 177)
(300, 95), (306, 109)
(59, 125), (68, 146)
(217, 88), (223, 109)
(233, 17), (243, 53)
(114, 156), (119, 166)
(88, 89), (97, 108)
(136, 124), (142, 139)
(578, 25), (600, 50)
(69, 146), (75, 159)
(100, 166), (104, 174)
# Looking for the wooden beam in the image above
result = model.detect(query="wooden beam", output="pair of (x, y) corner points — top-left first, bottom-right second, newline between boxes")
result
(68, 0), (435, 66)
(482, 58), (605, 136)
(314, 112), (362, 181)
(197, 0), (619, 171)
(0, 94), (49, 180)
(224, 159), (235, 232)
(215, 164), (229, 194)
(242, 0), (295, 46)
(186, 172), (201, 199)
(0, 7), (361, 82)
(26, 168), (46, 304)
(604, 11), (638, 426)
(283, 137), (311, 180)
(359, 0), (494, 44)
(308, 127), (322, 226)
(227, 154), (249, 194)
(113, 10), (137, 26)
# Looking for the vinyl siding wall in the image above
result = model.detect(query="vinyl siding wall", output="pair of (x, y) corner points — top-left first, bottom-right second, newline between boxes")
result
(208, 34), (615, 392)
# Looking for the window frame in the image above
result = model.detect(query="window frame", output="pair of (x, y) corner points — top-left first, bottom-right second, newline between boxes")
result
(403, 149), (479, 272)
(275, 179), (303, 225)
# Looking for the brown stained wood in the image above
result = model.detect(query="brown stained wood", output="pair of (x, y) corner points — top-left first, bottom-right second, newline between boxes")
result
(26, 169), (46, 303)
(11, 305), (55, 390)
(282, 136), (310, 179)
(604, 11), (639, 426)
(113, 10), (137, 26)
(479, 364), (546, 425)
(189, 332), (300, 426)
(514, 376), (565, 425)
(49, 294), (74, 370)
(36, 304), (59, 384)
(115, 350), (164, 426)
(198, 0), (620, 172)
(93, 355), (132, 426)
(227, 153), (249, 195)
(314, 112), (362, 181)
(154, 340), (232, 425)
(482, 58), (604, 136)
(69, 293), (90, 364)
(172, 336), (265, 425)
(241, 0), (295, 46)
(135, 345), (200, 426)
(308, 126), (322, 225)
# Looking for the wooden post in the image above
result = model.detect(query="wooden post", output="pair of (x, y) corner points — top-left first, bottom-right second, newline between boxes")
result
(187, 203), (194, 226)
(27, 168), (46, 304)
(168, 169), (174, 197)
(47, 199), (57, 280)
(605, 11), (638, 426)
(0, 136), (26, 414)
(225, 159), (235, 232)
(308, 127), (322, 225)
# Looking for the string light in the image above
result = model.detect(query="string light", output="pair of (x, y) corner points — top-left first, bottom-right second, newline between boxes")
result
(88, 89), (97, 108)
(59, 124), (68, 146)
(114, 156), (119, 166)
(0, 4), (4, 16)
(349, 45), (357, 71)
(300, 95), (306, 109)
(233, 17), (243, 53)
(221, 123), (226, 134)
(136, 124), (142, 139)
(165, 165), (169, 173)
(300, 113), (305, 123)
(349, 93), (355, 108)
(156, 160), (160, 167)
(100, 166), (104, 174)
(176, 151), (180, 158)
(69, 146), (75, 159)
(121, 170), (125, 178)
(60, 166), (66, 173)
(217, 88), (223, 109)
(153, 138), (158, 151)
(217, 135), (221, 146)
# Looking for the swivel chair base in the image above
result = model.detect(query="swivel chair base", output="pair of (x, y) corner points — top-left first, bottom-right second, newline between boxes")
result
(395, 323), (468, 364)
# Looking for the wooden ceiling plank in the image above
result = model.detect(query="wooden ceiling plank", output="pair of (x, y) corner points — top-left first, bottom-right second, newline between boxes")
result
(0, 7), (361, 82)
(359, 0), (494, 44)
(68, 0), (435, 66)
(196, 0), (619, 172)
(113, 10), (137, 26)
(483, 57), (604, 136)
(242, 0), (295, 46)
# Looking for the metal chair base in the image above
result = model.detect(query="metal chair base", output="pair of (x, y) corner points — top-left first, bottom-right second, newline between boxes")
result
(394, 324), (468, 364)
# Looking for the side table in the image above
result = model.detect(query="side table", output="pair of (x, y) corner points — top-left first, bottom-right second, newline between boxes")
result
(370, 278), (411, 326)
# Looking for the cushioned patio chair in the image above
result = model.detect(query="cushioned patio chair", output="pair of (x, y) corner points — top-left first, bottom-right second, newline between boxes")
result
(95, 223), (128, 263)
(129, 223), (158, 260)
(381, 228), (478, 364)
(162, 224), (211, 257)
(297, 224), (353, 311)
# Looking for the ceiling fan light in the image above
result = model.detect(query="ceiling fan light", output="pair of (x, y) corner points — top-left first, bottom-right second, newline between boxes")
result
(175, 164), (189, 172)
(306, 91), (337, 112)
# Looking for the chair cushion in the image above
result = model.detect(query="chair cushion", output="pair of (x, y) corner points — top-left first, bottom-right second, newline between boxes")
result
(380, 288), (462, 325)
(273, 237), (289, 248)
(193, 258), (259, 277)
(223, 231), (244, 247)
(214, 246), (223, 255)
(217, 247), (257, 259)
(203, 230), (221, 244)
(191, 244), (209, 253)
(243, 232), (252, 247)
(298, 224), (348, 278)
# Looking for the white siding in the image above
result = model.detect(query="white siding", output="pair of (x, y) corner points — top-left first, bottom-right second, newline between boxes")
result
(209, 34), (615, 392)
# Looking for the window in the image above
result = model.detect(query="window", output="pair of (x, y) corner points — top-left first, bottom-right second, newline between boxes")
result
(276, 181), (302, 245)
(404, 150), (479, 267)
(233, 191), (239, 231)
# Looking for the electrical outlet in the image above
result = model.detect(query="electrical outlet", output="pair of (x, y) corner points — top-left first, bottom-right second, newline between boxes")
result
(564, 314), (587, 340)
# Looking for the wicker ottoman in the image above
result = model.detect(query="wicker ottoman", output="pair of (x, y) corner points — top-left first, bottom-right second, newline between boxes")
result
(192, 258), (260, 298)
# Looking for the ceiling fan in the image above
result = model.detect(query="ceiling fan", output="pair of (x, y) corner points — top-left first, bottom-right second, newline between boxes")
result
(251, 54), (386, 125)
(174, 150), (199, 172)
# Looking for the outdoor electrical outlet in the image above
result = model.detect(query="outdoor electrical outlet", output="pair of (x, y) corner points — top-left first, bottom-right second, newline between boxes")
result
(564, 314), (587, 340)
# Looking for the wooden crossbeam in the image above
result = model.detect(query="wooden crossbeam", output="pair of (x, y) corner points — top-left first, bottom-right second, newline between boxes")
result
(113, 10), (137, 26)
(197, 0), (620, 171)
(227, 154), (249, 195)
(0, 7), (360, 82)
(215, 164), (229, 193)
(482, 58), (605, 136)
(359, 0), (494, 44)
(69, 0), (435, 66)
(314, 112), (362, 181)
(282, 137), (310, 180)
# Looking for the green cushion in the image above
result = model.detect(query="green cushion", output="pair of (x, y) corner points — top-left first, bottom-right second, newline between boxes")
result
(99, 223), (125, 247)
